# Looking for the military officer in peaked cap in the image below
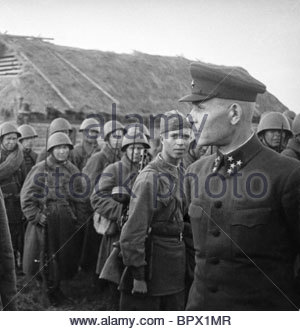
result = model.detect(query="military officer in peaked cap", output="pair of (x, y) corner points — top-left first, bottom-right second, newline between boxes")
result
(180, 62), (300, 310)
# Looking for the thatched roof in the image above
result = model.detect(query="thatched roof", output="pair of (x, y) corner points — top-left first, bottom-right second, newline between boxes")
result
(0, 34), (289, 122)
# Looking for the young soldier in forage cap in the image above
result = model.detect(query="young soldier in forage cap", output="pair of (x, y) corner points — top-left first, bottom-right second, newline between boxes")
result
(119, 110), (192, 310)
(180, 61), (300, 310)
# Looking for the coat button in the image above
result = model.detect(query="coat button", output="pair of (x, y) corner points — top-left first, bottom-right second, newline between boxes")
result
(214, 201), (222, 208)
(210, 228), (221, 237)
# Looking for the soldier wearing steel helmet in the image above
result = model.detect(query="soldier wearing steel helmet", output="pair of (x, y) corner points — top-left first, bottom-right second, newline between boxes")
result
(80, 120), (125, 272)
(18, 124), (38, 173)
(21, 132), (86, 306)
(126, 122), (155, 162)
(283, 109), (296, 128)
(83, 120), (125, 191)
(90, 127), (150, 305)
(282, 113), (300, 160)
(73, 118), (101, 171)
(36, 117), (74, 164)
(0, 122), (27, 274)
(257, 112), (293, 153)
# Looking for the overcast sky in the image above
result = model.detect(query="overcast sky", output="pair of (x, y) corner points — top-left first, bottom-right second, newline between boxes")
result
(1, 0), (300, 112)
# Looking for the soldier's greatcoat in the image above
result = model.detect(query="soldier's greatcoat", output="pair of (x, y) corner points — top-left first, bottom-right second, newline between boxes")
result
(0, 188), (17, 310)
(21, 155), (86, 280)
(72, 141), (100, 172)
(79, 143), (122, 270)
(120, 155), (186, 300)
(0, 143), (27, 263)
(83, 143), (122, 193)
(185, 135), (300, 310)
(281, 138), (300, 161)
(22, 148), (38, 174)
(90, 154), (139, 276)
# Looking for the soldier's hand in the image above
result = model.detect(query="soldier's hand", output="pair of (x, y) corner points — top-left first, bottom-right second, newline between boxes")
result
(93, 212), (100, 223)
(39, 213), (47, 227)
(93, 212), (101, 232)
(132, 279), (147, 294)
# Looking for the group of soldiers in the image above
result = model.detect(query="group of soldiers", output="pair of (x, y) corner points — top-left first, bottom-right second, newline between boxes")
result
(1, 60), (300, 311)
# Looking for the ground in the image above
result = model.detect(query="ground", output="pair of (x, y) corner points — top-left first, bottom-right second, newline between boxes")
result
(12, 269), (119, 311)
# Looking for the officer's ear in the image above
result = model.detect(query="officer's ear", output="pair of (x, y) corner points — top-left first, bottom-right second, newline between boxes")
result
(228, 103), (242, 125)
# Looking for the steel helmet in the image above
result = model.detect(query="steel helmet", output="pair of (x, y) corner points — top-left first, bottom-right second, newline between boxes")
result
(47, 132), (73, 152)
(79, 118), (100, 133)
(257, 112), (293, 138)
(283, 109), (296, 127)
(292, 114), (300, 136)
(121, 131), (150, 152)
(104, 120), (124, 141)
(18, 124), (38, 141)
(49, 117), (73, 136)
(0, 122), (21, 139)
(126, 123), (150, 140)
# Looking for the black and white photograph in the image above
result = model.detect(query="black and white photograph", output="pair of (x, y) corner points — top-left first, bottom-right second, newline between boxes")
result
(0, 0), (300, 329)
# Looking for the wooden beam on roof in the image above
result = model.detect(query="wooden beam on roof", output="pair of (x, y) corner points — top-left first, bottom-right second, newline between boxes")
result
(0, 33), (54, 41)
(19, 52), (74, 109)
(53, 51), (120, 106)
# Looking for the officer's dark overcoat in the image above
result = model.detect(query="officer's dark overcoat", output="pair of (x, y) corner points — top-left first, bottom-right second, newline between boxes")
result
(185, 135), (300, 310)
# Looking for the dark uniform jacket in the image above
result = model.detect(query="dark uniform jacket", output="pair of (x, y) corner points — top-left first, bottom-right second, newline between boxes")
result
(120, 154), (186, 296)
(21, 156), (86, 279)
(185, 135), (300, 310)
(0, 188), (17, 310)
(281, 138), (300, 161)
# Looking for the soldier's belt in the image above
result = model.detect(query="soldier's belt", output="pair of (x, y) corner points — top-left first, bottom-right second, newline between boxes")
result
(46, 199), (70, 206)
(151, 232), (183, 241)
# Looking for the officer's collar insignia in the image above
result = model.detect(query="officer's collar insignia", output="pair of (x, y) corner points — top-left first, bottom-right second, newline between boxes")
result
(211, 152), (243, 176)
(191, 80), (195, 88)
(224, 154), (243, 176)
(212, 152), (223, 173)
(211, 135), (262, 176)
